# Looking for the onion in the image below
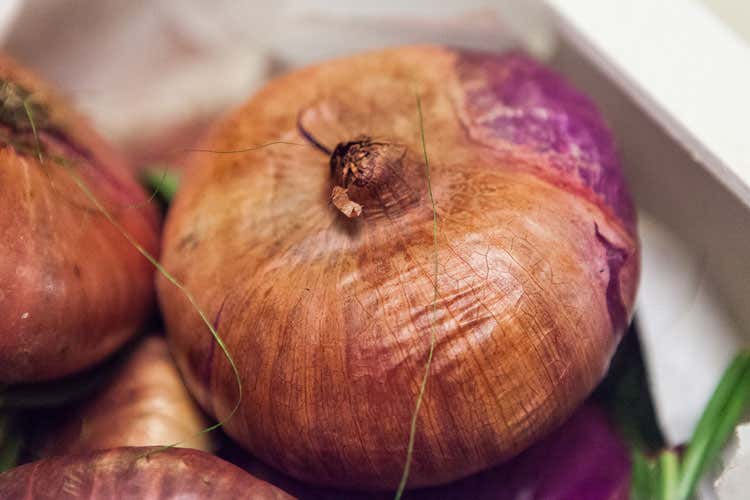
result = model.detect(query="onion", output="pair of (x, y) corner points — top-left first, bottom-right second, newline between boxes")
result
(0, 447), (292, 499)
(158, 46), (639, 489)
(0, 54), (159, 383)
(37, 336), (212, 456)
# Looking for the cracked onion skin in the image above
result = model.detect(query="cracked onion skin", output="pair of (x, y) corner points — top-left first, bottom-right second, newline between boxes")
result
(0, 54), (159, 383)
(0, 447), (292, 499)
(158, 46), (639, 490)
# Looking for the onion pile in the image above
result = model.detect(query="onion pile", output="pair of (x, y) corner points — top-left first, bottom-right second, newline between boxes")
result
(159, 46), (639, 489)
(0, 447), (291, 499)
(0, 54), (159, 383)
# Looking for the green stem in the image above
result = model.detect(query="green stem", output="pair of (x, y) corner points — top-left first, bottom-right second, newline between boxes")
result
(631, 451), (657, 500)
(701, 368), (750, 465)
(658, 451), (679, 500)
(676, 351), (750, 499)
(394, 90), (439, 500)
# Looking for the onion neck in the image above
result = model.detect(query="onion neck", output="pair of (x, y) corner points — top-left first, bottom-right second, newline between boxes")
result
(328, 136), (420, 219)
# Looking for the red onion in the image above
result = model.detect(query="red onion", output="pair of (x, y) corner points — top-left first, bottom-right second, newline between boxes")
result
(0, 447), (292, 499)
(158, 46), (639, 489)
(0, 54), (159, 383)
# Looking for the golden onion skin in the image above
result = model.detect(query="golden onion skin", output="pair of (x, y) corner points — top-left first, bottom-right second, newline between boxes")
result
(158, 46), (639, 490)
(0, 55), (160, 383)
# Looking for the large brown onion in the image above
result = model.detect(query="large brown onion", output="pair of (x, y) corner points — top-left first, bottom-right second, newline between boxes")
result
(38, 336), (212, 456)
(0, 54), (159, 383)
(158, 46), (639, 489)
(0, 447), (292, 499)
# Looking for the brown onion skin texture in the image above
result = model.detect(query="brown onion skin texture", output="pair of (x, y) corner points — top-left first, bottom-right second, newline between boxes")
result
(0, 447), (292, 499)
(39, 336), (212, 456)
(0, 54), (160, 383)
(158, 46), (639, 489)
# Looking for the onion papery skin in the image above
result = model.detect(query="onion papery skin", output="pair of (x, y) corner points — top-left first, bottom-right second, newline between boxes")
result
(38, 336), (212, 456)
(158, 46), (639, 490)
(0, 447), (292, 499)
(0, 54), (160, 383)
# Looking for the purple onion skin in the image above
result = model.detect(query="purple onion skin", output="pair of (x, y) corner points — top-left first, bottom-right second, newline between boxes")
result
(415, 403), (631, 500)
(456, 50), (639, 336)
(226, 403), (630, 499)
(456, 51), (635, 231)
(0, 447), (293, 499)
